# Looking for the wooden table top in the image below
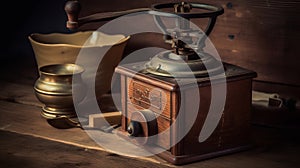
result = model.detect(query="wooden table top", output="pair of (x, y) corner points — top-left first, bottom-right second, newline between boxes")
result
(0, 57), (299, 167)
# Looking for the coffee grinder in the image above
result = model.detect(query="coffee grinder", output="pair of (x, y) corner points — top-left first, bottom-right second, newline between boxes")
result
(65, 1), (257, 165)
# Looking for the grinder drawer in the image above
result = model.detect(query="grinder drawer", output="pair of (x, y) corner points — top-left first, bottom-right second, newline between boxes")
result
(126, 102), (171, 150)
(127, 78), (171, 119)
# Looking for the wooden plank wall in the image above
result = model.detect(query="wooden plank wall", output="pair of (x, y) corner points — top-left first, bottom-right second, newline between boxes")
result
(77, 0), (300, 98)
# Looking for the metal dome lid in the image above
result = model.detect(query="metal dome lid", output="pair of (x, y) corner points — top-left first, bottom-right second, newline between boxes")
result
(144, 1), (225, 78)
(145, 50), (224, 78)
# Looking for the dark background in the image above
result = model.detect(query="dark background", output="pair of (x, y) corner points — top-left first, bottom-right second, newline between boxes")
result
(1, 0), (69, 60)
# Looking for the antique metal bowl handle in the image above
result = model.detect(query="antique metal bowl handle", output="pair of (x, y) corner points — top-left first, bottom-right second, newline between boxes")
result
(46, 116), (82, 129)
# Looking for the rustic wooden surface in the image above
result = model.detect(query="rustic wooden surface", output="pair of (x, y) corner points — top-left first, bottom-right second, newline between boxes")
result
(0, 58), (172, 166)
(0, 130), (170, 168)
(0, 57), (299, 167)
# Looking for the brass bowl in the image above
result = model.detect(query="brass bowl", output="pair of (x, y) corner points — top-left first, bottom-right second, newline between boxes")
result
(34, 64), (85, 129)
(29, 31), (130, 97)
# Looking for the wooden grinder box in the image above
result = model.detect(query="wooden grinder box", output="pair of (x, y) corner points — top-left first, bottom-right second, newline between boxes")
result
(115, 61), (257, 165)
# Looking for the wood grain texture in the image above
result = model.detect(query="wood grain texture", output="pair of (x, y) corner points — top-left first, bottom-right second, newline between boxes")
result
(2, 81), (300, 167)
(0, 76), (171, 166)
(0, 100), (100, 149)
(126, 103), (171, 149)
(1, 53), (300, 168)
(208, 0), (300, 86)
(76, 0), (300, 98)
(0, 130), (171, 168)
(116, 61), (256, 164)
(127, 77), (171, 118)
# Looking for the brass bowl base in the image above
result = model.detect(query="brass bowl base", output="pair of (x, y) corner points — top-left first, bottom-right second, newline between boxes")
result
(41, 106), (80, 129)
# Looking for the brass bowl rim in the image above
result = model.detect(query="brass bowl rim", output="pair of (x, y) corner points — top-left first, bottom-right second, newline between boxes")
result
(28, 31), (130, 48)
(39, 63), (84, 76)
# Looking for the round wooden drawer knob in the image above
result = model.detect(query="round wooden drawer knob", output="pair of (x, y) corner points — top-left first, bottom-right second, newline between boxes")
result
(128, 110), (158, 145)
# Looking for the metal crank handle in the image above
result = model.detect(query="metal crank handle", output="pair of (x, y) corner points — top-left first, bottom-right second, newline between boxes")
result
(65, 0), (150, 30)
(151, 2), (224, 38)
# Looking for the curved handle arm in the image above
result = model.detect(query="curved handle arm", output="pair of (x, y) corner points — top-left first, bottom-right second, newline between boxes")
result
(196, 16), (217, 49)
(65, 0), (150, 30)
(151, 2), (223, 37)
(204, 17), (217, 37)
